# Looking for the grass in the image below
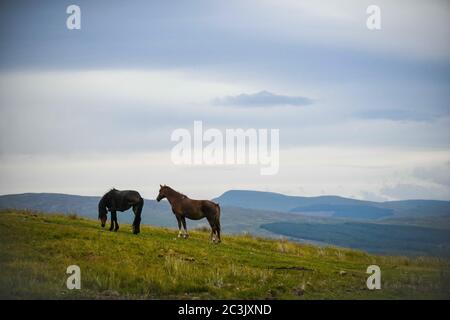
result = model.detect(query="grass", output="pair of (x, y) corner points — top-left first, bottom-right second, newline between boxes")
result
(0, 210), (449, 299)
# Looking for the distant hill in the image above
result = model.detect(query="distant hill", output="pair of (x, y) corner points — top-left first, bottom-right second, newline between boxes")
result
(0, 192), (171, 225)
(214, 190), (450, 220)
(214, 190), (314, 212)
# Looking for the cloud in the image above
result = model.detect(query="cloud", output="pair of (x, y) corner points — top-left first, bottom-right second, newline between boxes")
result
(380, 183), (450, 200)
(414, 162), (450, 187)
(214, 90), (313, 107)
(2, 70), (450, 156)
(359, 191), (389, 202)
(2, 0), (449, 72)
(357, 109), (435, 122)
(0, 1), (449, 200)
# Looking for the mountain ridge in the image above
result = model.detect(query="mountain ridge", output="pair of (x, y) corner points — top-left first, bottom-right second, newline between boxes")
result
(213, 189), (450, 219)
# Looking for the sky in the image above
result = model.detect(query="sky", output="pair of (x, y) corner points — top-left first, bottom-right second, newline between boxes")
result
(0, 0), (449, 200)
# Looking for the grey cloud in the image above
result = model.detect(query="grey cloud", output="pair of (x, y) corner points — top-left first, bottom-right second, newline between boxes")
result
(359, 191), (389, 202)
(214, 90), (313, 108)
(357, 109), (435, 122)
(380, 183), (450, 200)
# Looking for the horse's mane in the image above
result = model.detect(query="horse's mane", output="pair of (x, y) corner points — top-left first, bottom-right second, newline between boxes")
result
(98, 188), (119, 218)
(165, 185), (187, 199)
(102, 188), (118, 197)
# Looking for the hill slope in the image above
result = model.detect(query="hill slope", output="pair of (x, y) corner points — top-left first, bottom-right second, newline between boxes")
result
(0, 210), (449, 299)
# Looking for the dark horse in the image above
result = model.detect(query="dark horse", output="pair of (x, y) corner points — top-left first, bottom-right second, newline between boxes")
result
(156, 185), (221, 243)
(98, 189), (144, 234)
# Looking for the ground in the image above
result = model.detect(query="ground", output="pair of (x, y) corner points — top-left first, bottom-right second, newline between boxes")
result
(0, 210), (449, 299)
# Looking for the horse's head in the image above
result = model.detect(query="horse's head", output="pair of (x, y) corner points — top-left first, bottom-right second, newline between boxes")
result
(157, 184), (168, 202)
(98, 198), (108, 228)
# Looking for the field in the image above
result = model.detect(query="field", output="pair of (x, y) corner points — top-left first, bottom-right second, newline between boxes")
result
(0, 210), (449, 299)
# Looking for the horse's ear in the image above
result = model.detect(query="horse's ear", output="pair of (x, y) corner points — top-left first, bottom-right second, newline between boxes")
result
(160, 184), (162, 188)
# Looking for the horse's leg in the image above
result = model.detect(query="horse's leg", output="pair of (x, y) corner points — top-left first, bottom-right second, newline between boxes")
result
(214, 207), (221, 243)
(210, 226), (218, 243)
(206, 216), (216, 242)
(211, 221), (222, 243)
(175, 215), (183, 238)
(109, 211), (116, 231)
(215, 224), (221, 243)
(132, 199), (143, 234)
(181, 216), (189, 239)
(113, 212), (119, 232)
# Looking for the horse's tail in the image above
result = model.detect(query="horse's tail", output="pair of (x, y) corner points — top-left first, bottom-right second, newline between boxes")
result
(130, 196), (144, 235)
(98, 196), (107, 219)
(136, 196), (144, 215)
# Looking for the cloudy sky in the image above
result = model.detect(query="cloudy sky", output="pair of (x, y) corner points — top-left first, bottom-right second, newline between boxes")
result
(0, 0), (449, 200)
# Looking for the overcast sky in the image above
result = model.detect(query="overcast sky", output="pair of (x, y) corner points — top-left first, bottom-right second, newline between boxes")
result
(0, 0), (449, 200)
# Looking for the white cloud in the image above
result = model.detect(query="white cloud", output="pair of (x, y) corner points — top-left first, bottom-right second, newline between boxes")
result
(414, 162), (450, 187)
(380, 183), (450, 200)
(2, 145), (448, 200)
(359, 191), (389, 202)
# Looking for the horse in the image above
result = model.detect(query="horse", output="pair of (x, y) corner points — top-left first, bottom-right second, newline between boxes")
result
(98, 189), (144, 234)
(156, 185), (221, 243)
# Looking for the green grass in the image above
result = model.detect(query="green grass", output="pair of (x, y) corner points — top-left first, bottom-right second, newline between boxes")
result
(0, 210), (449, 299)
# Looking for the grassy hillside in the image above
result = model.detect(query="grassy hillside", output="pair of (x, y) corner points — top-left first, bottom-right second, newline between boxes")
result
(0, 210), (449, 299)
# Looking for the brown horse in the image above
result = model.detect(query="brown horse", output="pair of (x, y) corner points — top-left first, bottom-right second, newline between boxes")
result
(156, 185), (221, 243)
